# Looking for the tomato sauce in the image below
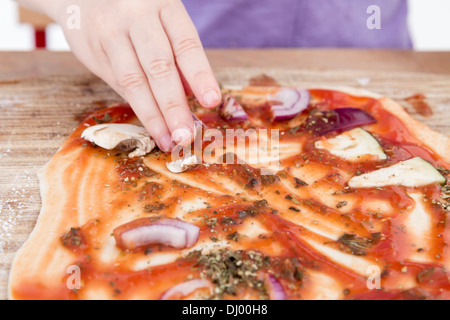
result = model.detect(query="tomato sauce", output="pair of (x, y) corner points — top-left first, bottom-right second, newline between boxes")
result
(11, 89), (450, 300)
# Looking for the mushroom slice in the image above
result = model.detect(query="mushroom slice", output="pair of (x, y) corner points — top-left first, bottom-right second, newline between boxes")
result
(166, 154), (200, 173)
(81, 123), (156, 157)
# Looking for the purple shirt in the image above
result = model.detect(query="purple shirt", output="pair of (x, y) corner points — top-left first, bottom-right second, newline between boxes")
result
(182, 0), (412, 49)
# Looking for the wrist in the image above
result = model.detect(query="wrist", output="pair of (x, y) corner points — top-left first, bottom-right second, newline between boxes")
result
(42, 0), (70, 23)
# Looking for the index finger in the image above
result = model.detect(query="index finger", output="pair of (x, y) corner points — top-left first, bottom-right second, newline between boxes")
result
(160, 1), (222, 109)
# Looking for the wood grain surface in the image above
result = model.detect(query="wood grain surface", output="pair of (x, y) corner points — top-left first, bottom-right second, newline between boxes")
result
(1, 50), (450, 81)
(0, 67), (449, 299)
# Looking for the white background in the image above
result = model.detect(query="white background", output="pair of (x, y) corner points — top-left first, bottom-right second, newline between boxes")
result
(1, 0), (450, 51)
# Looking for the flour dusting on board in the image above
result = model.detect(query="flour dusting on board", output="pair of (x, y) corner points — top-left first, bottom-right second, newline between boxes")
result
(0, 170), (37, 235)
(0, 170), (40, 283)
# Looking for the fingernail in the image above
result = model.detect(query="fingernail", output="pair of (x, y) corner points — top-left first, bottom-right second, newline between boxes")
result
(159, 134), (175, 152)
(202, 89), (221, 107)
(172, 126), (193, 145)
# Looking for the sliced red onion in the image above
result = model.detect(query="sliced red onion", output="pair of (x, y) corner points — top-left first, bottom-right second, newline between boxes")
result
(118, 224), (186, 249)
(308, 107), (377, 136)
(192, 113), (207, 128)
(219, 95), (248, 121)
(113, 218), (200, 250)
(154, 218), (200, 247)
(267, 275), (287, 300)
(268, 88), (310, 122)
(160, 279), (211, 300)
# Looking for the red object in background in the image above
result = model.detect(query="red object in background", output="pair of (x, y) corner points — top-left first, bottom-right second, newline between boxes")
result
(34, 28), (46, 49)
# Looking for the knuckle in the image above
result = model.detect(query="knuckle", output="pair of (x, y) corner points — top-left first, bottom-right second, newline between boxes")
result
(145, 58), (174, 80)
(105, 25), (123, 38)
(192, 70), (211, 83)
(117, 72), (148, 91)
(142, 113), (164, 127)
(173, 36), (202, 57)
(97, 19), (123, 39)
(128, 1), (148, 16)
(163, 101), (185, 114)
(159, 0), (178, 12)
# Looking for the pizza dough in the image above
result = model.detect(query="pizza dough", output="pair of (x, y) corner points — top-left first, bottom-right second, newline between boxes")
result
(8, 86), (450, 300)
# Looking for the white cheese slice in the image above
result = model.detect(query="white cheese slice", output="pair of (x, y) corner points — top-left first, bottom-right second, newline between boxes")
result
(81, 123), (156, 157)
(348, 157), (446, 188)
(315, 128), (387, 162)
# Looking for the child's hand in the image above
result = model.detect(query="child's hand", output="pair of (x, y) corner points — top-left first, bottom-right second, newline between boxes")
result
(46, 0), (221, 151)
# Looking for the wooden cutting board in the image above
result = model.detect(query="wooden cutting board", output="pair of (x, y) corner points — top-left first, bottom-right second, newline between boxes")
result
(1, 68), (449, 299)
